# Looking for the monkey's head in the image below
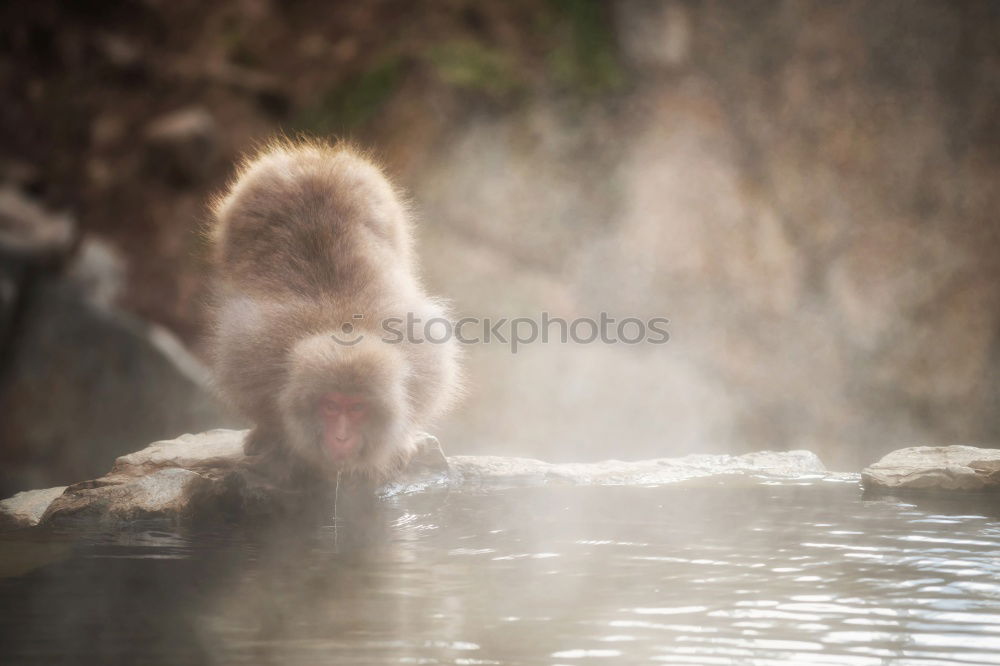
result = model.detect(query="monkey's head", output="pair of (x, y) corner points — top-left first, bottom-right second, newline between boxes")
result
(279, 335), (412, 479)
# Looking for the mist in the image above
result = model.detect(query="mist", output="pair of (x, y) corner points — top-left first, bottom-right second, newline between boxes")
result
(2, 0), (999, 483)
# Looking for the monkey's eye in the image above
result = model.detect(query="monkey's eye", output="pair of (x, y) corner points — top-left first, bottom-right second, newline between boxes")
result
(348, 404), (366, 415)
(322, 402), (343, 415)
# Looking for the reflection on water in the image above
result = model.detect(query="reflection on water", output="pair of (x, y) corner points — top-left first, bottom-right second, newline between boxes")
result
(1, 478), (999, 665)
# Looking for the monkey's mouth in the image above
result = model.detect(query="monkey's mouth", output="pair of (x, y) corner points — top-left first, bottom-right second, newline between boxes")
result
(318, 392), (369, 463)
(323, 430), (363, 462)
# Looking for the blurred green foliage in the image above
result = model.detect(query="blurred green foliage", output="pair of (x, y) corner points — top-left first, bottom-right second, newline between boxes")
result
(220, 18), (259, 67)
(427, 39), (523, 99)
(546, 0), (625, 95)
(296, 56), (404, 134)
(294, 0), (625, 134)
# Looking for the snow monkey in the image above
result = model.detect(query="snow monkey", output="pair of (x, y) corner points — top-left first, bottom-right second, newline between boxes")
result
(208, 139), (460, 483)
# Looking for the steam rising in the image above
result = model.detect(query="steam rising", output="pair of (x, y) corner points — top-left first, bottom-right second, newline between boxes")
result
(407, 2), (1000, 470)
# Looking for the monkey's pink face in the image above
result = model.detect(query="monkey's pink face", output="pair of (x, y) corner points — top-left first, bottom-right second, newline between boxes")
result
(318, 392), (369, 462)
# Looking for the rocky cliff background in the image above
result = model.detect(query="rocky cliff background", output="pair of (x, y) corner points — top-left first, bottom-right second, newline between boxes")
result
(1, 0), (998, 493)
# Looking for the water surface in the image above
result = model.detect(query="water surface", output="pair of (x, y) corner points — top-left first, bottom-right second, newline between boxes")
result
(1, 477), (999, 665)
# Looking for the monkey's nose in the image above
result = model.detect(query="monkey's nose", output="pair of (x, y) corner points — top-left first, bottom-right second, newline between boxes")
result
(335, 415), (352, 440)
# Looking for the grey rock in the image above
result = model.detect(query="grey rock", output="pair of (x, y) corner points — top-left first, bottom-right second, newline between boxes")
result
(0, 280), (238, 496)
(862, 445), (1000, 493)
(0, 486), (68, 528)
(0, 429), (831, 529)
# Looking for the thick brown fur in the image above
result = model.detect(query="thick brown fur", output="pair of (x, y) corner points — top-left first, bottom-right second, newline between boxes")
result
(207, 139), (460, 483)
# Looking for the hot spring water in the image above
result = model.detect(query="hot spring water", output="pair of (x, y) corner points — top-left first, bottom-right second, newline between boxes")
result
(1, 476), (998, 665)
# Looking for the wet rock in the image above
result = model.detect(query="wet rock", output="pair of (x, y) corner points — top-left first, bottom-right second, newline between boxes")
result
(862, 446), (1000, 493)
(443, 449), (825, 489)
(143, 107), (219, 184)
(43, 468), (211, 526)
(36, 430), (427, 527)
(37, 430), (264, 526)
(0, 486), (68, 529)
(0, 429), (830, 529)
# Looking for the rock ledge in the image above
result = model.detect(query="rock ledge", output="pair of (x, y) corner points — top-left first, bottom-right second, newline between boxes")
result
(0, 429), (828, 529)
(862, 445), (1000, 493)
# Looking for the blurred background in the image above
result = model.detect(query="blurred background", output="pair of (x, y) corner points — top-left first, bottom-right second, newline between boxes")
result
(1, 0), (998, 495)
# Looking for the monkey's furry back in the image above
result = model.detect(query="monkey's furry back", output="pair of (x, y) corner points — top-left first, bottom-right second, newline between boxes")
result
(206, 139), (460, 476)
(210, 139), (415, 298)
